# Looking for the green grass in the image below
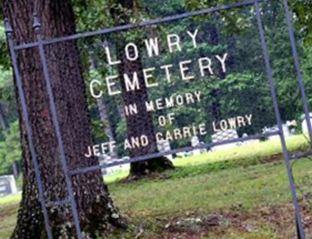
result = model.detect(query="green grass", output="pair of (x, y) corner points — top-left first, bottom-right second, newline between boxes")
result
(107, 156), (312, 238)
(0, 135), (311, 238)
(110, 158), (311, 218)
(174, 134), (309, 167)
(104, 134), (310, 181)
(0, 194), (20, 239)
(104, 170), (129, 184)
(0, 194), (21, 206)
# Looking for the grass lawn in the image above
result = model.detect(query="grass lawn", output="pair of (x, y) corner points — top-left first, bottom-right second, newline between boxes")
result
(0, 135), (312, 238)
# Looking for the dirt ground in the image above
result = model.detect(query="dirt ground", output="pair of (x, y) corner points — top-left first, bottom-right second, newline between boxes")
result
(127, 203), (312, 239)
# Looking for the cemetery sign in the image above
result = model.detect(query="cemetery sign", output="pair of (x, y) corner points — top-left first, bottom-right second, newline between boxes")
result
(4, 0), (312, 238)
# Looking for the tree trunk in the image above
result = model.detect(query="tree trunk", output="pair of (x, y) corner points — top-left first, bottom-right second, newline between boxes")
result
(3, 1), (125, 238)
(90, 55), (117, 149)
(208, 24), (224, 121)
(0, 103), (8, 130)
(110, 0), (174, 178)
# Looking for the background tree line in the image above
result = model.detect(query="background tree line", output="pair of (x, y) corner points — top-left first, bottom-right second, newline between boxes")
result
(0, 0), (311, 176)
(0, 0), (311, 238)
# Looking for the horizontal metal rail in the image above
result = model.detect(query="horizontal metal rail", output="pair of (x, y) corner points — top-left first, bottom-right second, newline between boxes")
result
(70, 130), (280, 176)
(46, 198), (71, 207)
(13, 0), (265, 51)
(290, 150), (312, 161)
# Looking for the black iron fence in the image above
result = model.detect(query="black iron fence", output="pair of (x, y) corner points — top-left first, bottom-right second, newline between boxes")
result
(4, 0), (312, 238)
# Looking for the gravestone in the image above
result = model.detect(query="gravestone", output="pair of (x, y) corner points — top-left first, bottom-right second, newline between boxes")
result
(286, 120), (297, 135)
(211, 129), (239, 151)
(104, 163), (130, 176)
(301, 113), (312, 136)
(3, 1), (308, 238)
(241, 133), (258, 145)
(100, 156), (130, 176)
(263, 124), (291, 140)
(191, 136), (201, 155)
(282, 124), (290, 137)
(262, 126), (280, 140)
(157, 139), (173, 160)
(0, 175), (18, 197)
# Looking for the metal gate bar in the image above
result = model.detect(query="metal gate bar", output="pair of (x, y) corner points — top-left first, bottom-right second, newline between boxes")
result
(255, 0), (305, 238)
(33, 16), (83, 239)
(282, 0), (312, 143)
(12, 0), (264, 51)
(70, 131), (280, 176)
(4, 19), (54, 239)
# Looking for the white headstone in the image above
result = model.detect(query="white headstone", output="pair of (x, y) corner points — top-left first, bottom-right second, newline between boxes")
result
(287, 120), (297, 135)
(262, 126), (279, 140)
(301, 114), (312, 137)
(157, 139), (172, 160)
(191, 136), (200, 146)
(282, 124), (290, 137)
(191, 136), (201, 155)
(0, 175), (17, 197)
(100, 156), (130, 176)
(241, 133), (258, 145)
(211, 129), (239, 150)
(263, 124), (291, 139)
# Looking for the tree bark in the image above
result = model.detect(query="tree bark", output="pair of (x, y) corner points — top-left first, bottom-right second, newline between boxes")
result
(0, 103), (8, 130)
(110, 0), (174, 178)
(207, 24), (224, 122)
(3, 1), (125, 238)
(90, 55), (117, 148)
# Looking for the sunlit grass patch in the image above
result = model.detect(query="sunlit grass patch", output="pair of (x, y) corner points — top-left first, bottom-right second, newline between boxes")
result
(0, 193), (21, 206)
(0, 135), (310, 238)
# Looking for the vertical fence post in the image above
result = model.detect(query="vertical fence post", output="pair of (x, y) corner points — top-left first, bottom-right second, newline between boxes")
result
(254, 1), (305, 238)
(282, 0), (312, 143)
(4, 19), (53, 239)
(32, 15), (83, 239)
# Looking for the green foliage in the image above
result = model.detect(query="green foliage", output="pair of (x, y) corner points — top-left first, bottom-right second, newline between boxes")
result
(0, 0), (311, 171)
(70, 0), (312, 156)
(291, 0), (312, 45)
(0, 23), (10, 69)
(0, 121), (21, 175)
(302, 45), (312, 102)
(0, 20), (21, 175)
(0, 63), (17, 139)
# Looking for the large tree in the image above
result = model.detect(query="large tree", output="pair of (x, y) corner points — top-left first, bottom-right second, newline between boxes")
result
(110, 0), (174, 178)
(3, 1), (125, 238)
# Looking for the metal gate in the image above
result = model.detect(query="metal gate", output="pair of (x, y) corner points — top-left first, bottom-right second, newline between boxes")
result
(4, 0), (312, 238)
